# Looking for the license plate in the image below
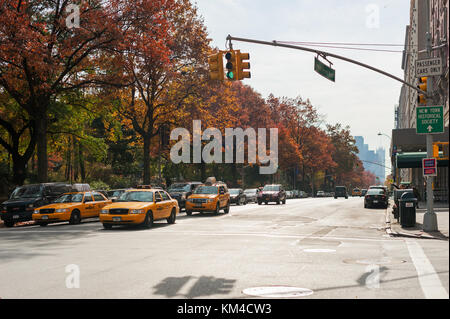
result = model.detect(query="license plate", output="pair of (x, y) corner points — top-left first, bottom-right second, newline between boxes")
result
(13, 215), (19, 219)
(42, 215), (49, 220)
(373, 200), (378, 203)
(112, 217), (121, 222)
(405, 202), (414, 208)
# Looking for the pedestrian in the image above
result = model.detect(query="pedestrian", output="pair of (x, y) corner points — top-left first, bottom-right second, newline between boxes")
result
(412, 186), (421, 208)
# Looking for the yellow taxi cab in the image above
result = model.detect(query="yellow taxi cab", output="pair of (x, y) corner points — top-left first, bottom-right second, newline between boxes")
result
(185, 182), (230, 215)
(352, 188), (361, 197)
(32, 191), (111, 226)
(99, 188), (179, 229)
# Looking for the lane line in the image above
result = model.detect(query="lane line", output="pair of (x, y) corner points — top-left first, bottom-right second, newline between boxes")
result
(405, 239), (449, 299)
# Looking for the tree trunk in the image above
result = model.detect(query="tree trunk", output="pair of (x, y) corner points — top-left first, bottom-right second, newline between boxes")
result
(78, 141), (85, 181)
(12, 155), (27, 186)
(143, 135), (151, 184)
(35, 111), (48, 182)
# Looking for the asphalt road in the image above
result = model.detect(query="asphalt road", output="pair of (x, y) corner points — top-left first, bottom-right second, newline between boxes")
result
(0, 197), (448, 299)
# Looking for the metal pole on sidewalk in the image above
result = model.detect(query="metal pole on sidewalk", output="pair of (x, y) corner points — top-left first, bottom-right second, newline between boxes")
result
(423, 1), (438, 231)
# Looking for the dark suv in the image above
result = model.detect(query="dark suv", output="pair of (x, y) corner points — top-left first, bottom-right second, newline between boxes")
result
(334, 186), (348, 199)
(257, 184), (286, 205)
(1, 183), (75, 227)
(167, 182), (202, 210)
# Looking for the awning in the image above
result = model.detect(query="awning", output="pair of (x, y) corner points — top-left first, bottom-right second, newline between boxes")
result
(396, 152), (449, 168)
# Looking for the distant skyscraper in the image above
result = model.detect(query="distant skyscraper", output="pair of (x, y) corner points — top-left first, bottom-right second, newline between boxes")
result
(354, 136), (385, 183)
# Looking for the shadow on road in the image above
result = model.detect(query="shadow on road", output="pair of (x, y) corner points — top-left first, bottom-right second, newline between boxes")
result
(153, 275), (236, 298)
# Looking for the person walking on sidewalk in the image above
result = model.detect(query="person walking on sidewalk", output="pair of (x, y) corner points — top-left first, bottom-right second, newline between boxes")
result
(413, 186), (421, 208)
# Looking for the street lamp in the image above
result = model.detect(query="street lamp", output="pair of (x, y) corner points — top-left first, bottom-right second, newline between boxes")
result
(377, 132), (391, 140)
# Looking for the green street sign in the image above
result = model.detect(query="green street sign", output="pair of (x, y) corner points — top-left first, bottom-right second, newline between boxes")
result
(314, 57), (335, 82)
(416, 106), (444, 134)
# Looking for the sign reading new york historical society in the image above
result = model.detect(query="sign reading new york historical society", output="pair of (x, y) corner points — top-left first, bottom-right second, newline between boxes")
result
(416, 57), (442, 77)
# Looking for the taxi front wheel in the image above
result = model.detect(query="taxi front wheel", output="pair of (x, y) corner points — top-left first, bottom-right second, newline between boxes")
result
(69, 210), (81, 225)
(142, 211), (154, 229)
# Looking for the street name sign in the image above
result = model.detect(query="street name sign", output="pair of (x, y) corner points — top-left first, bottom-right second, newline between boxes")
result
(314, 57), (335, 82)
(422, 158), (437, 176)
(416, 105), (444, 134)
(416, 57), (442, 77)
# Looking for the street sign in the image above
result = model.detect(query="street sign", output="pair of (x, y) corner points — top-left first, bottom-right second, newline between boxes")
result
(314, 57), (335, 82)
(416, 57), (442, 77)
(416, 106), (444, 134)
(423, 158), (437, 176)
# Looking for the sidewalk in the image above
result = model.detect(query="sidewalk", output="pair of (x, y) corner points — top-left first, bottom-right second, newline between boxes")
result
(386, 200), (449, 240)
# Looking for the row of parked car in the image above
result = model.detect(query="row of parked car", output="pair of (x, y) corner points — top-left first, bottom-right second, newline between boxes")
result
(0, 179), (307, 229)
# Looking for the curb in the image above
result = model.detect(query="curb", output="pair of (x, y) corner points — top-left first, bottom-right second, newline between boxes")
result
(385, 205), (447, 241)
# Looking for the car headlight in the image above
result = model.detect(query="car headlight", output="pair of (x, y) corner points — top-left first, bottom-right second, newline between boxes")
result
(187, 198), (193, 203)
(28, 203), (34, 208)
(130, 209), (145, 214)
(181, 194), (186, 200)
(206, 199), (214, 203)
(55, 208), (69, 213)
(100, 209), (109, 214)
(33, 210), (40, 214)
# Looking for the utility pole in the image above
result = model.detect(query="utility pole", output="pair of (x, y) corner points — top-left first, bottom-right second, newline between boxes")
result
(423, 0), (437, 231)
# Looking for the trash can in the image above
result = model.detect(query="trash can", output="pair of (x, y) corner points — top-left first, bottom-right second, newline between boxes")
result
(393, 189), (414, 220)
(398, 192), (417, 227)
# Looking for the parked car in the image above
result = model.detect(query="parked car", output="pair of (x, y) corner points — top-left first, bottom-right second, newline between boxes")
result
(185, 183), (230, 215)
(33, 191), (111, 226)
(106, 189), (131, 201)
(334, 186), (348, 199)
(229, 188), (247, 205)
(299, 191), (308, 198)
(352, 188), (361, 196)
(316, 190), (325, 197)
(369, 185), (388, 195)
(167, 182), (202, 210)
(364, 188), (388, 209)
(361, 189), (368, 196)
(100, 188), (179, 229)
(1, 183), (75, 227)
(257, 184), (286, 205)
(72, 183), (91, 192)
(243, 188), (259, 203)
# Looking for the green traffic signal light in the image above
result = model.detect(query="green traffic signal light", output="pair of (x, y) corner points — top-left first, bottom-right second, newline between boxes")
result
(225, 51), (236, 80)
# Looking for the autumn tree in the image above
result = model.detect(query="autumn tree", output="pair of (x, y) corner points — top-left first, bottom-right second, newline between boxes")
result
(0, 0), (173, 182)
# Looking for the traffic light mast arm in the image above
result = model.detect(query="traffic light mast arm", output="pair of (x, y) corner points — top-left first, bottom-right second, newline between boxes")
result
(226, 35), (428, 96)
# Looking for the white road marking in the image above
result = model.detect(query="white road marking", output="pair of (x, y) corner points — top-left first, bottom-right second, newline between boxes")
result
(405, 240), (449, 299)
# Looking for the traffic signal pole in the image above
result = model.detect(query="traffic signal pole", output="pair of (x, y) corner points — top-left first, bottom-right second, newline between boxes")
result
(423, 0), (437, 231)
(226, 35), (428, 97)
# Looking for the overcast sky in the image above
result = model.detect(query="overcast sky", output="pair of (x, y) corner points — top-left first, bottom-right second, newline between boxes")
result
(194, 0), (410, 176)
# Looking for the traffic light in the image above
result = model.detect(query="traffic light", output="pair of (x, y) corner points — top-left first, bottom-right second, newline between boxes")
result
(208, 52), (224, 80)
(225, 50), (237, 81)
(417, 77), (427, 105)
(432, 143), (439, 158)
(235, 50), (251, 80)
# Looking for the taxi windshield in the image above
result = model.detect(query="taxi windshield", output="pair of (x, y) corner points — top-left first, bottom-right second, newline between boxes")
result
(194, 186), (218, 195)
(54, 193), (84, 203)
(116, 191), (154, 202)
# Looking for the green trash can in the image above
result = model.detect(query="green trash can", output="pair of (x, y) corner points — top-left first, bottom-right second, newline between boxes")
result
(398, 192), (417, 227)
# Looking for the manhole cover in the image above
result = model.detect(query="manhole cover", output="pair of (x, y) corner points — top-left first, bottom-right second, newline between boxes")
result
(242, 286), (313, 298)
(343, 257), (406, 265)
(303, 248), (336, 253)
